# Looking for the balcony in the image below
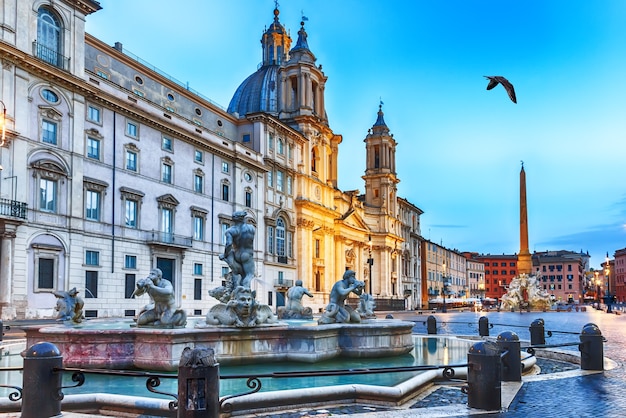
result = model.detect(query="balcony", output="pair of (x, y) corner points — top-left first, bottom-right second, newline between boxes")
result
(147, 231), (192, 248)
(0, 198), (27, 220)
(33, 41), (70, 70)
(274, 278), (293, 289)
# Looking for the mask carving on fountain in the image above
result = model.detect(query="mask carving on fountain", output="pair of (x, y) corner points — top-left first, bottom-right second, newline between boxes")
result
(500, 273), (552, 311)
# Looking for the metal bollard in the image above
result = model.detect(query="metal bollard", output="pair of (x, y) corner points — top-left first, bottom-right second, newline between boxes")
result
(529, 318), (545, 346)
(579, 323), (603, 371)
(478, 316), (489, 337)
(177, 346), (219, 417)
(0, 320), (3, 342)
(497, 331), (521, 382)
(426, 315), (437, 334)
(465, 341), (501, 410)
(21, 342), (63, 418)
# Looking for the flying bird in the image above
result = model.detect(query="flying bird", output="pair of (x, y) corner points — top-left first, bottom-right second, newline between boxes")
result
(484, 76), (517, 103)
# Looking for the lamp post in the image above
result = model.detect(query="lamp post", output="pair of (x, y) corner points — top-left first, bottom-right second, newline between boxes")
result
(605, 252), (613, 314)
(0, 100), (7, 146)
(367, 235), (373, 295)
(594, 271), (600, 309)
(442, 261), (448, 313)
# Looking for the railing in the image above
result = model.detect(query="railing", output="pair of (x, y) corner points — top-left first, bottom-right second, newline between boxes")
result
(32, 41), (70, 70)
(274, 278), (293, 288)
(147, 231), (193, 247)
(0, 199), (27, 219)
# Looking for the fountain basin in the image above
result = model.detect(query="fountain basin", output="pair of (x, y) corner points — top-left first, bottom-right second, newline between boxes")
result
(23, 318), (415, 371)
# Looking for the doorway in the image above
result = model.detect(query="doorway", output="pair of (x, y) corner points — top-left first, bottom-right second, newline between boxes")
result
(157, 257), (175, 289)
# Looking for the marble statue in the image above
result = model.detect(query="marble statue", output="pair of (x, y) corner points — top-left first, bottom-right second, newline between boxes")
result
(133, 268), (187, 327)
(53, 287), (84, 323)
(278, 279), (314, 319)
(318, 270), (365, 324)
(500, 273), (551, 311)
(357, 292), (376, 319)
(219, 211), (256, 288)
(206, 212), (277, 326)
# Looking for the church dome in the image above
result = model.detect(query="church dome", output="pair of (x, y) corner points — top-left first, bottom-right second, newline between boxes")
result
(227, 64), (279, 117)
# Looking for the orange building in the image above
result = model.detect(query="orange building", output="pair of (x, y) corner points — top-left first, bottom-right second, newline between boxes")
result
(473, 254), (518, 301)
(614, 248), (626, 303)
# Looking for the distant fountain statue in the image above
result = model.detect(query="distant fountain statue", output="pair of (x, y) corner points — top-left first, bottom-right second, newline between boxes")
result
(318, 270), (365, 324)
(53, 287), (84, 323)
(132, 268), (187, 327)
(278, 279), (314, 319)
(500, 273), (551, 311)
(205, 211), (277, 327)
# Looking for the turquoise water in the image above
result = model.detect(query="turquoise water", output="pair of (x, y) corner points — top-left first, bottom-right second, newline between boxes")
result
(0, 336), (469, 399)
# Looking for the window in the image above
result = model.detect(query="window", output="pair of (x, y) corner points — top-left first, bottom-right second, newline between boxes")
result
(194, 174), (204, 193)
(161, 208), (173, 235)
(222, 266), (229, 277)
(277, 139), (284, 155)
(288, 144), (293, 159)
(276, 171), (284, 192)
(221, 222), (230, 245)
(194, 279), (202, 300)
(37, 7), (61, 67)
(193, 215), (205, 241)
(87, 137), (101, 160)
(121, 187), (143, 229)
(162, 136), (173, 151)
(85, 271), (98, 298)
(39, 178), (57, 212)
(85, 190), (100, 221)
(194, 263), (203, 275)
(315, 239), (320, 258)
(42, 89), (59, 103)
(245, 190), (252, 208)
(85, 250), (99, 266)
(222, 183), (229, 201)
(276, 218), (286, 256)
(194, 150), (203, 163)
(242, 134), (251, 143)
(161, 162), (172, 183)
(37, 257), (55, 290)
(268, 134), (274, 150)
(126, 149), (137, 171)
(267, 226), (274, 254)
(267, 170), (273, 188)
(42, 119), (58, 144)
(287, 176), (292, 195)
(125, 199), (138, 228)
(374, 145), (380, 168)
(222, 161), (229, 173)
(311, 148), (317, 172)
(87, 105), (101, 123)
(124, 255), (137, 269)
(125, 274), (136, 298)
(126, 121), (138, 138)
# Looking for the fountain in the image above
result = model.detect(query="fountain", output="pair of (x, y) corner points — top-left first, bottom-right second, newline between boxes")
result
(23, 212), (415, 371)
(500, 273), (551, 311)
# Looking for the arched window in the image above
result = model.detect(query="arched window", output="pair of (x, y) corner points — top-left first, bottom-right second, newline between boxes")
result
(37, 7), (62, 67)
(276, 218), (286, 256)
(311, 147), (317, 172)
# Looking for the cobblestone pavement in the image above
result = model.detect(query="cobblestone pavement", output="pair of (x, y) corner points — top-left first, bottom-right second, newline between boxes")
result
(234, 309), (626, 417)
(2, 309), (625, 417)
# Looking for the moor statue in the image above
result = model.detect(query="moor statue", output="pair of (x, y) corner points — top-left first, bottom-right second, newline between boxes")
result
(219, 211), (255, 289)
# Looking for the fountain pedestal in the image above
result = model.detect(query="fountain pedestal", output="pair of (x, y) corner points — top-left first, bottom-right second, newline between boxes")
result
(23, 319), (414, 371)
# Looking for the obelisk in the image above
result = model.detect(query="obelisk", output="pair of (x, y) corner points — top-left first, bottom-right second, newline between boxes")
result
(518, 162), (532, 274)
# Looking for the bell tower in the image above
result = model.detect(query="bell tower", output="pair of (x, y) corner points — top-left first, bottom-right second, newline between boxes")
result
(362, 103), (399, 214)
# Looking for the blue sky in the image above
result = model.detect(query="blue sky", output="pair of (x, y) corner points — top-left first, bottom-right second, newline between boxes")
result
(86, 1), (626, 269)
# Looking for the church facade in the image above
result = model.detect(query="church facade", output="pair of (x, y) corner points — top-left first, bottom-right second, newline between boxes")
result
(0, 1), (423, 319)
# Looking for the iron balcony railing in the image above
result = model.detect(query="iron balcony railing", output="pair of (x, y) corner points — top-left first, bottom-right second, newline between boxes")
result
(0, 199), (27, 220)
(32, 41), (70, 70)
(147, 231), (192, 248)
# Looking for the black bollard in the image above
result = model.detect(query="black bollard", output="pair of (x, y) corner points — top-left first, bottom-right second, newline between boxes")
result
(426, 315), (437, 334)
(177, 346), (220, 417)
(529, 318), (545, 346)
(21, 342), (63, 418)
(497, 331), (522, 382)
(466, 341), (501, 410)
(478, 316), (489, 337)
(579, 323), (603, 371)
(0, 320), (3, 342)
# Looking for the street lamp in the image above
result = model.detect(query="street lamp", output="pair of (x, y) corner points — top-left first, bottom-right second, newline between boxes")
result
(442, 261), (448, 313)
(367, 234), (373, 295)
(605, 252), (613, 314)
(0, 100), (7, 146)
